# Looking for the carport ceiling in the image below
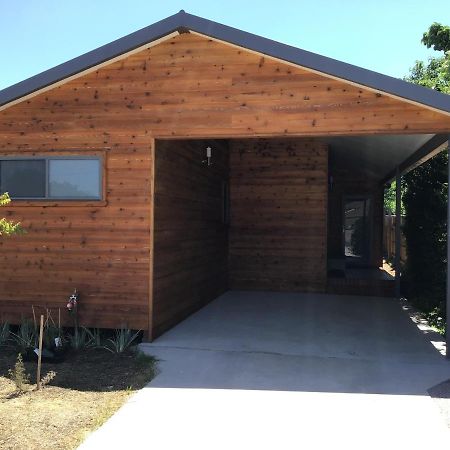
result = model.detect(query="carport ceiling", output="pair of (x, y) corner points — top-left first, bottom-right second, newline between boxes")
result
(327, 134), (437, 183)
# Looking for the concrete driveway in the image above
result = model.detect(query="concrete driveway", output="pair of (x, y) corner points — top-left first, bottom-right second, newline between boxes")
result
(80, 291), (450, 449)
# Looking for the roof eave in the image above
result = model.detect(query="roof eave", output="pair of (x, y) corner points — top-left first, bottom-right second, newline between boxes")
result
(181, 12), (450, 114)
(0, 11), (185, 107)
(0, 10), (449, 114)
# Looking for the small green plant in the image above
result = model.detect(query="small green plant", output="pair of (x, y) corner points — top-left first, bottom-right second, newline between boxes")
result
(104, 327), (141, 354)
(0, 192), (24, 236)
(424, 307), (446, 335)
(0, 322), (10, 346)
(67, 327), (89, 350)
(8, 353), (30, 393)
(85, 327), (102, 348)
(10, 320), (37, 351)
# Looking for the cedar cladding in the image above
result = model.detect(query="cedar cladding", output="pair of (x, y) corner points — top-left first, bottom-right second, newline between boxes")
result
(229, 139), (328, 292)
(0, 32), (449, 330)
(152, 139), (229, 338)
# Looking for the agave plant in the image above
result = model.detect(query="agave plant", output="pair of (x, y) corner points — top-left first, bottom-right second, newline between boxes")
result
(104, 327), (141, 354)
(84, 327), (102, 348)
(0, 322), (10, 346)
(67, 327), (89, 351)
(10, 320), (37, 351)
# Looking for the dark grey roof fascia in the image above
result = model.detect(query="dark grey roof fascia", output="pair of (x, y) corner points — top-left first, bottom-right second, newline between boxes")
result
(1, 10), (450, 114)
(381, 134), (449, 184)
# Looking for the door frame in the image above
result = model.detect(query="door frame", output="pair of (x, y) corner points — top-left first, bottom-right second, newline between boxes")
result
(342, 195), (373, 267)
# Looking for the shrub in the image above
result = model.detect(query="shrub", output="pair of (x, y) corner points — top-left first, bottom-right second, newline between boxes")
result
(10, 320), (37, 351)
(0, 192), (23, 236)
(0, 322), (10, 346)
(85, 327), (102, 348)
(67, 327), (89, 351)
(8, 354), (30, 393)
(40, 370), (57, 388)
(104, 328), (141, 354)
(402, 150), (448, 329)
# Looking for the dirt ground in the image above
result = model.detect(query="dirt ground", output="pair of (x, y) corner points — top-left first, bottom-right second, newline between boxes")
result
(0, 347), (157, 450)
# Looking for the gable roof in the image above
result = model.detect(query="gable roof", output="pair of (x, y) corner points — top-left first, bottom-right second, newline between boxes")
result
(1, 10), (449, 114)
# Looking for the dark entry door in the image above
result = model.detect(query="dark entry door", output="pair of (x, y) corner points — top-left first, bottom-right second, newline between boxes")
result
(343, 198), (371, 265)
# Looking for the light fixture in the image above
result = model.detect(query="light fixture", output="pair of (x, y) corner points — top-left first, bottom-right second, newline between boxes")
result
(203, 146), (212, 166)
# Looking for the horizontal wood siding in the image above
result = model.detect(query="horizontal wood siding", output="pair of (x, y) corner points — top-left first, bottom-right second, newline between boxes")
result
(229, 139), (328, 292)
(152, 140), (229, 338)
(1, 32), (449, 331)
(0, 147), (152, 329)
(2, 34), (450, 150)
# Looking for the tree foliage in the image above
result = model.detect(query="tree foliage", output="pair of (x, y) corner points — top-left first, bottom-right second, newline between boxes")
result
(401, 22), (449, 323)
(405, 57), (450, 92)
(406, 23), (450, 92)
(0, 193), (22, 237)
(422, 23), (450, 52)
(402, 152), (448, 313)
(383, 181), (405, 215)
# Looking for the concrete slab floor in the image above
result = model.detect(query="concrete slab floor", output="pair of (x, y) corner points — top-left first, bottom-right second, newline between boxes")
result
(79, 291), (450, 449)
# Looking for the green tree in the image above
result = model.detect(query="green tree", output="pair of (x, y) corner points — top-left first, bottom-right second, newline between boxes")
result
(401, 23), (449, 330)
(402, 152), (448, 312)
(383, 181), (405, 215)
(405, 22), (450, 91)
(422, 23), (450, 52)
(0, 193), (22, 236)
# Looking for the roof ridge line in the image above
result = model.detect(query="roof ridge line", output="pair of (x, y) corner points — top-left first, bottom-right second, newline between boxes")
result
(0, 10), (449, 114)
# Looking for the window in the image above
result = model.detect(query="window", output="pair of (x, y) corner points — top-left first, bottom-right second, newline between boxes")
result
(343, 197), (371, 261)
(0, 157), (102, 200)
(1, 160), (46, 198)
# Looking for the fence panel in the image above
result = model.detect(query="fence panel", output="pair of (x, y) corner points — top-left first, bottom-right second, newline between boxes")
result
(383, 215), (407, 264)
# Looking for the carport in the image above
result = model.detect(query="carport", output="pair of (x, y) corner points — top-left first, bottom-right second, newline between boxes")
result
(152, 132), (450, 350)
(142, 13), (450, 346)
(0, 11), (450, 349)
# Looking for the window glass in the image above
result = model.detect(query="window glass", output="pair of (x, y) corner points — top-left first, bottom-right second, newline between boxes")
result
(344, 198), (371, 260)
(48, 159), (101, 199)
(0, 160), (46, 198)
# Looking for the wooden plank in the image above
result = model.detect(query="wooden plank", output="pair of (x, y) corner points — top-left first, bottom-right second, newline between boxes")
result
(229, 138), (328, 291)
(151, 139), (229, 337)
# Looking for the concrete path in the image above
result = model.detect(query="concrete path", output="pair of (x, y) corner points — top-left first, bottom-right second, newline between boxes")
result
(79, 291), (450, 449)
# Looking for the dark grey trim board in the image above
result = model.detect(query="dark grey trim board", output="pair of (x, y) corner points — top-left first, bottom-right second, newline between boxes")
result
(1, 10), (450, 114)
(382, 134), (449, 184)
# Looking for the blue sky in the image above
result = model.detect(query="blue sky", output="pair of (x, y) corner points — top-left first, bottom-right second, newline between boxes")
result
(1, 0), (449, 90)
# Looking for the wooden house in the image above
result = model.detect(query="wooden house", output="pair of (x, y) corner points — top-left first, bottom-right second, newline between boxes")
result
(1, 11), (449, 339)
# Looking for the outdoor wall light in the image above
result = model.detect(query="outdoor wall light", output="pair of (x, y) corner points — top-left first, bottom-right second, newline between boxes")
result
(203, 146), (212, 166)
